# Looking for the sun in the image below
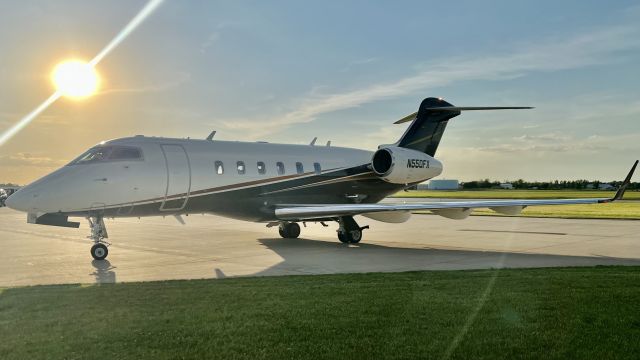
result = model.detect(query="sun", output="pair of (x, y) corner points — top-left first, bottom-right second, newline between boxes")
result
(51, 60), (100, 99)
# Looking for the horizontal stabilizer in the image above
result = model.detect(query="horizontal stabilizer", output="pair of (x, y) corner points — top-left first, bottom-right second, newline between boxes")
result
(394, 106), (533, 124)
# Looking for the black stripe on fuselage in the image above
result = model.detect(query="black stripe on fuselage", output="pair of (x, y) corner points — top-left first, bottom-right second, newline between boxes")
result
(61, 164), (405, 222)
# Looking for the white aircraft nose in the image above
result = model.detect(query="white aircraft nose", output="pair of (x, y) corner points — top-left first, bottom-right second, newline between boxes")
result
(5, 190), (30, 212)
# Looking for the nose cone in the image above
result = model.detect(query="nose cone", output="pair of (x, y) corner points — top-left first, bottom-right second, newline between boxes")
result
(4, 189), (33, 212)
(5, 190), (27, 212)
(6, 166), (82, 213)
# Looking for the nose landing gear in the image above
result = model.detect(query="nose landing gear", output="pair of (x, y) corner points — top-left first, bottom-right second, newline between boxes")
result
(87, 216), (109, 260)
(337, 216), (369, 244)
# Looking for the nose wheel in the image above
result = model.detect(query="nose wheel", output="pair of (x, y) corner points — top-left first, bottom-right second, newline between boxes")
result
(90, 243), (108, 260)
(87, 216), (110, 260)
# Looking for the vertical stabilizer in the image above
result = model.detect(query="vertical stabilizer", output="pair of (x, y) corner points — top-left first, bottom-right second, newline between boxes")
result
(396, 97), (460, 156)
(394, 98), (532, 156)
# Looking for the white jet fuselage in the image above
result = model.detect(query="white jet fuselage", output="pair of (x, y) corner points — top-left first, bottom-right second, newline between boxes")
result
(5, 97), (635, 261)
(8, 136), (443, 222)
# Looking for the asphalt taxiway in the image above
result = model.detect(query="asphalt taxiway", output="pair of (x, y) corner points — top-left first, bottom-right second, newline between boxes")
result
(0, 207), (638, 286)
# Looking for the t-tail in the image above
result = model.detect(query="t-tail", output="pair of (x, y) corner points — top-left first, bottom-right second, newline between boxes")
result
(393, 97), (533, 156)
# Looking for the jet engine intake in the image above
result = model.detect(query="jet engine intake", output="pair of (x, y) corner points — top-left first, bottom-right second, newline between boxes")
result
(371, 146), (442, 184)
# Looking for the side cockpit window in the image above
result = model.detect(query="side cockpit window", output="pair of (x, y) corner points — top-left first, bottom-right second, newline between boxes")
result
(70, 146), (113, 164)
(110, 146), (143, 160)
(68, 145), (143, 165)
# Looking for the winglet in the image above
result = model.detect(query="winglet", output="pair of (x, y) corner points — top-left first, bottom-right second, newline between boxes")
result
(609, 160), (638, 201)
(206, 130), (216, 141)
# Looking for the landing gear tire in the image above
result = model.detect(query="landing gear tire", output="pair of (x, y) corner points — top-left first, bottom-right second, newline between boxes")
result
(348, 229), (362, 243)
(278, 222), (301, 239)
(337, 229), (362, 244)
(90, 243), (108, 260)
(288, 223), (301, 238)
(337, 216), (367, 244)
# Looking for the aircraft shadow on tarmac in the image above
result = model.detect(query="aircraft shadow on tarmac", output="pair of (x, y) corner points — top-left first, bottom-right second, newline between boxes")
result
(91, 259), (116, 283)
(251, 237), (640, 277)
(86, 237), (640, 284)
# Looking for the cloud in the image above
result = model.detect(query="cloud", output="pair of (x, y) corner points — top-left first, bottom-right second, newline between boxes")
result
(0, 113), (13, 127)
(199, 22), (238, 53)
(0, 153), (67, 167)
(471, 143), (608, 153)
(459, 132), (640, 154)
(513, 133), (571, 142)
(341, 57), (379, 72)
(98, 72), (191, 95)
(217, 23), (640, 139)
(200, 32), (220, 53)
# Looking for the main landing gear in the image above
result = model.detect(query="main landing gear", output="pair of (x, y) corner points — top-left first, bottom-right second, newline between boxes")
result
(279, 222), (301, 238)
(88, 216), (110, 260)
(337, 216), (369, 244)
(276, 217), (369, 244)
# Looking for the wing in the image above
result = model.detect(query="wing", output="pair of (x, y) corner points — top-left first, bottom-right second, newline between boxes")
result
(275, 161), (638, 221)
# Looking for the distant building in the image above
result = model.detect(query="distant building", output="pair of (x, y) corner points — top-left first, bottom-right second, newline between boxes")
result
(0, 186), (19, 194)
(499, 183), (514, 190)
(428, 179), (459, 190)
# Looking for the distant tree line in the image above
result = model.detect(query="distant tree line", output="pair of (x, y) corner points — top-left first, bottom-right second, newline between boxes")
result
(461, 179), (640, 190)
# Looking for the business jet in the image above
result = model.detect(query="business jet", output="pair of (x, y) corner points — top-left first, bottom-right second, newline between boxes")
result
(3, 97), (637, 261)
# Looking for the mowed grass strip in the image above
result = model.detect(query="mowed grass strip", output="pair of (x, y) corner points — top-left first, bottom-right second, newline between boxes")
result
(392, 190), (640, 219)
(1, 267), (639, 360)
(413, 202), (640, 219)
(392, 189), (640, 200)
(471, 202), (640, 219)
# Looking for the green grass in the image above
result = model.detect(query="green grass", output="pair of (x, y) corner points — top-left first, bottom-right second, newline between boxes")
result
(413, 202), (640, 220)
(392, 190), (640, 219)
(2, 267), (640, 359)
(470, 202), (640, 219)
(392, 189), (640, 200)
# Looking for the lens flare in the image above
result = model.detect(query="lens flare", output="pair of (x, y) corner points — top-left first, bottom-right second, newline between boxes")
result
(0, 0), (164, 147)
(52, 60), (100, 99)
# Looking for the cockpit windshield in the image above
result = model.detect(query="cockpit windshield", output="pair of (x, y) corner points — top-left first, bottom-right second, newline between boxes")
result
(68, 145), (143, 165)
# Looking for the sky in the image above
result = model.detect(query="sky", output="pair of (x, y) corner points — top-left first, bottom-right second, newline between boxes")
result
(1, 0), (639, 184)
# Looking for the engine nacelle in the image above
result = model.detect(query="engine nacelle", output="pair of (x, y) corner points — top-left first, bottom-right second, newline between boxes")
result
(371, 146), (443, 184)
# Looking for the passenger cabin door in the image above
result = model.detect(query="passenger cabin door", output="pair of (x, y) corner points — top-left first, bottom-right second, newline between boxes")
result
(160, 144), (191, 211)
